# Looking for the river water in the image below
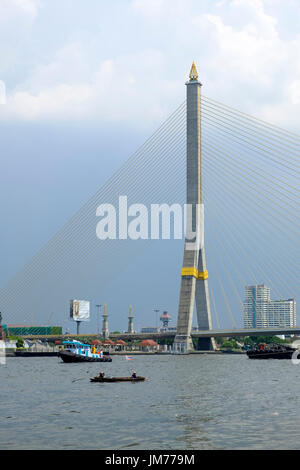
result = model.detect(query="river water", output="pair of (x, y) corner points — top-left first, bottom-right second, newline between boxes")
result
(0, 354), (300, 450)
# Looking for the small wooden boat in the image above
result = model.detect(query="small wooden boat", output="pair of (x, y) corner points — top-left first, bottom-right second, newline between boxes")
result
(90, 375), (145, 383)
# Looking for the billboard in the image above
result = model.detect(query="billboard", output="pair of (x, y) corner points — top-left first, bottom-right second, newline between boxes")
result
(70, 300), (90, 322)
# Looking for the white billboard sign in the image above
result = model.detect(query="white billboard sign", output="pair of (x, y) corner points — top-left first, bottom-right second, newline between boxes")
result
(70, 300), (90, 322)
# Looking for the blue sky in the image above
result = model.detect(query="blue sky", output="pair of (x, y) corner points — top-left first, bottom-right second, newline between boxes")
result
(0, 0), (299, 332)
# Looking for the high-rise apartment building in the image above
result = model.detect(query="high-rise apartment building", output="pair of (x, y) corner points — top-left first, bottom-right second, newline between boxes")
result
(243, 285), (296, 328)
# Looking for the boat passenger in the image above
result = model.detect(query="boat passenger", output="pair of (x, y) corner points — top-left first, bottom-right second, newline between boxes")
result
(131, 371), (137, 379)
(99, 372), (105, 378)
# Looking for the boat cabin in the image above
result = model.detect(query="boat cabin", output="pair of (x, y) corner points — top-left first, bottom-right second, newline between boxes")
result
(61, 340), (103, 358)
(62, 340), (89, 350)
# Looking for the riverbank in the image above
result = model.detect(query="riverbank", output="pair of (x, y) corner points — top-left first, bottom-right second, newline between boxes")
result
(5, 349), (246, 357)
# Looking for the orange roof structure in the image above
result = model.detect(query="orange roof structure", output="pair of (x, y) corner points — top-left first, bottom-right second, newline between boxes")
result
(140, 339), (158, 347)
(103, 339), (114, 345)
(90, 339), (102, 345)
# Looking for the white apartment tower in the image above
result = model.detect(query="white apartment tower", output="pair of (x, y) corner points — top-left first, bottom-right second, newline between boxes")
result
(243, 285), (296, 328)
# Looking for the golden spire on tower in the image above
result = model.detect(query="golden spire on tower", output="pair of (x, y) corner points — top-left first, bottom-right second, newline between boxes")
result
(189, 61), (198, 81)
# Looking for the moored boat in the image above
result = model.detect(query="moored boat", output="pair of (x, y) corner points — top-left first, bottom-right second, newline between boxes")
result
(59, 340), (112, 363)
(246, 343), (296, 360)
(15, 351), (58, 357)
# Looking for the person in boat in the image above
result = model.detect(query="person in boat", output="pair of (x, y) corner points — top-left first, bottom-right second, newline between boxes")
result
(131, 371), (137, 379)
(98, 372), (105, 378)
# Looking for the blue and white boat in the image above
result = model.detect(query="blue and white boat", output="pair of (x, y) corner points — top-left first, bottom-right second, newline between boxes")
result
(59, 340), (112, 363)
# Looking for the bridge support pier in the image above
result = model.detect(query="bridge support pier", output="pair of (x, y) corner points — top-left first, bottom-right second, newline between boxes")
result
(196, 337), (215, 351)
(173, 335), (194, 354)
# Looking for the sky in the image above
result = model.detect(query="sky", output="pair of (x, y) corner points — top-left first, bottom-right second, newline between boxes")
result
(0, 0), (299, 333)
(0, 0), (300, 128)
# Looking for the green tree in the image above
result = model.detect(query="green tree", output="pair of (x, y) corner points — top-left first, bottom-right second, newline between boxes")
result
(221, 339), (239, 350)
(250, 335), (288, 345)
(16, 338), (24, 349)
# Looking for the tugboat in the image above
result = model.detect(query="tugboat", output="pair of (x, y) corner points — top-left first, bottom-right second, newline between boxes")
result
(246, 343), (296, 360)
(59, 340), (112, 363)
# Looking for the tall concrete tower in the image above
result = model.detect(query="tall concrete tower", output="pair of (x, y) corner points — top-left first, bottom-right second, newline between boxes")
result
(102, 303), (109, 339)
(173, 62), (214, 353)
(127, 305), (134, 334)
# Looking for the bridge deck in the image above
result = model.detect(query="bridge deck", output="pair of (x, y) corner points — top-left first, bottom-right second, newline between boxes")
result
(18, 327), (300, 341)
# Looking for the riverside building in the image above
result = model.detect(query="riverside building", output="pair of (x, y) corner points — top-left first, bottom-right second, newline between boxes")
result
(243, 284), (296, 328)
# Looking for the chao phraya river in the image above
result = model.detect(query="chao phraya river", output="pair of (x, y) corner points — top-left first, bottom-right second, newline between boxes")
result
(1, 354), (300, 449)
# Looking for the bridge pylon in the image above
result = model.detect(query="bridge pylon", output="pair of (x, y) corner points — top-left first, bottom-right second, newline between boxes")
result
(173, 63), (215, 353)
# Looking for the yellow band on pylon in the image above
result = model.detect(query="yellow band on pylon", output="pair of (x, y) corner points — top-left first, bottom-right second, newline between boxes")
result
(181, 267), (199, 278)
(181, 268), (208, 280)
(197, 270), (208, 280)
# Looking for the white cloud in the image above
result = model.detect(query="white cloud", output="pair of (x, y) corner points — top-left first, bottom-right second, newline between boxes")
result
(290, 80), (300, 105)
(2, 46), (180, 127)
(192, 10), (283, 86)
(0, 0), (40, 17)
(0, 0), (299, 132)
(0, 80), (6, 104)
(188, 0), (300, 128)
(8, 83), (91, 120)
(131, 0), (187, 19)
(22, 43), (91, 92)
(131, 0), (165, 18)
